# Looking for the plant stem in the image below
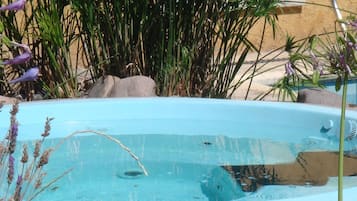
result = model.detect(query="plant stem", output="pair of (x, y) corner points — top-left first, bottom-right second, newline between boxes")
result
(244, 18), (267, 100)
(338, 73), (348, 201)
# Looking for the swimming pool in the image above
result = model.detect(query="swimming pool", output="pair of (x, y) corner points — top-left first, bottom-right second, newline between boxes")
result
(1, 98), (357, 201)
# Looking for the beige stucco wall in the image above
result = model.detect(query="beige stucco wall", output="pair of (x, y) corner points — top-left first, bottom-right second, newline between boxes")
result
(248, 0), (357, 51)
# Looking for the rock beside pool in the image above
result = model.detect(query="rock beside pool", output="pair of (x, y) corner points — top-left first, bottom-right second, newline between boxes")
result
(297, 88), (356, 109)
(0, 96), (18, 104)
(87, 75), (157, 98)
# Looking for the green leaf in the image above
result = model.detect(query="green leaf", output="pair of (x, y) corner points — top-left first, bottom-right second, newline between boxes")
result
(312, 71), (320, 85)
(337, 36), (345, 46)
(308, 35), (317, 49)
(0, 21), (4, 33)
(285, 35), (296, 52)
(1, 35), (11, 46)
(335, 76), (342, 91)
(347, 32), (356, 44)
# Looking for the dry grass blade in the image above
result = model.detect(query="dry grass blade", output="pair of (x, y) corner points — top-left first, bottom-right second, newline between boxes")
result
(27, 168), (73, 201)
(54, 130), (149, 176)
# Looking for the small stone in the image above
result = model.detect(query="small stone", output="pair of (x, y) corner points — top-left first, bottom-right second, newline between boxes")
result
(0, 96), (18, 104)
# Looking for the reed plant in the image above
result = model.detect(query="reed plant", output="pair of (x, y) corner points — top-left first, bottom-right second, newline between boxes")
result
(33, 0), (80, 98)
(71, 0), (280, 97)
(0, 0), (280, 98)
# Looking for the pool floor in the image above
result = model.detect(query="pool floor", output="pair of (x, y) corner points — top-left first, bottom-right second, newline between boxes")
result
(37, 161), (212, 201)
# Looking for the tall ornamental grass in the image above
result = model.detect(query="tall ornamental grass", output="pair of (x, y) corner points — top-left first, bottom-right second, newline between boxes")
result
(70, 0), (280, 97)
(0, 0), (279, 98)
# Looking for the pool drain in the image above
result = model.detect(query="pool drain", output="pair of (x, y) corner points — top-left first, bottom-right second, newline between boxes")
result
(116, 170), (145, 179)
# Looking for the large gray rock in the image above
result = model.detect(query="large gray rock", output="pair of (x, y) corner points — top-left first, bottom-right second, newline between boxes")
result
(87, 75), (157, 98)
(297, 88), (348, 108)
(0, 96), (18, 105)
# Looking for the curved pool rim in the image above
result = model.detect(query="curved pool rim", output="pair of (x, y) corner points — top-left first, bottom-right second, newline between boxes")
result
(1, 97), (357, 201)
(0, 97), (355, 140)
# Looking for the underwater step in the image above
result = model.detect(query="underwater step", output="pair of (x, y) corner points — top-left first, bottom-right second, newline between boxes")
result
(224, 152), (357, 189)
(200, 157), (357, 201)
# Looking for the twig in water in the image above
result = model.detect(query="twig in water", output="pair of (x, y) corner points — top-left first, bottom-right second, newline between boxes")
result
(54, 130), (149, 176)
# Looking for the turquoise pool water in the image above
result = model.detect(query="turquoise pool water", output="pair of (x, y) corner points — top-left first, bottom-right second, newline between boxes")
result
(1, 98), (357, 201)
(20, 135), (299, 201)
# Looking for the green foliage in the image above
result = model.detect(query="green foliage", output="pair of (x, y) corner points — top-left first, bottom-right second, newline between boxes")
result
(34, 0), (80, 98)
(278, 12), (357, 200)
(71, 0), (279, 97)
(0, 5), (31, 96)
(0, 0), (83, 98)
(256, 2), (357, 102)
(0, 0), (278, 99)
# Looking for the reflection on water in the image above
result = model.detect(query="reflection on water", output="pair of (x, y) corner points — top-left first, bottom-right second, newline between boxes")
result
(223, 152), (357, 192)
(16, 134), (357, 201)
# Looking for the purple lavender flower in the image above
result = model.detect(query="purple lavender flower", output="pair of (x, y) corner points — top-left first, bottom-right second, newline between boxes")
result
(350, 19), (357, 30)
(284, 61), (295, 76)
(0, 0), (26, 11)
(10, 121), (18, 138)
(339, 54), (352, 75)
(16, 175), (22, 186)
(14, 188), (22, 200)
(347, 41), (357, 51)
(8, 155), (15, 184)
(14, 175), (23, 200)
(309, 50), (323, 75)
(11, 41), (31, 53)
(2, 51), (31, 65)
(9, 67), (39, 84)
(8, 121), (18, 154)
(2, 43), (32, 66)
(329, 52), (338, 69)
